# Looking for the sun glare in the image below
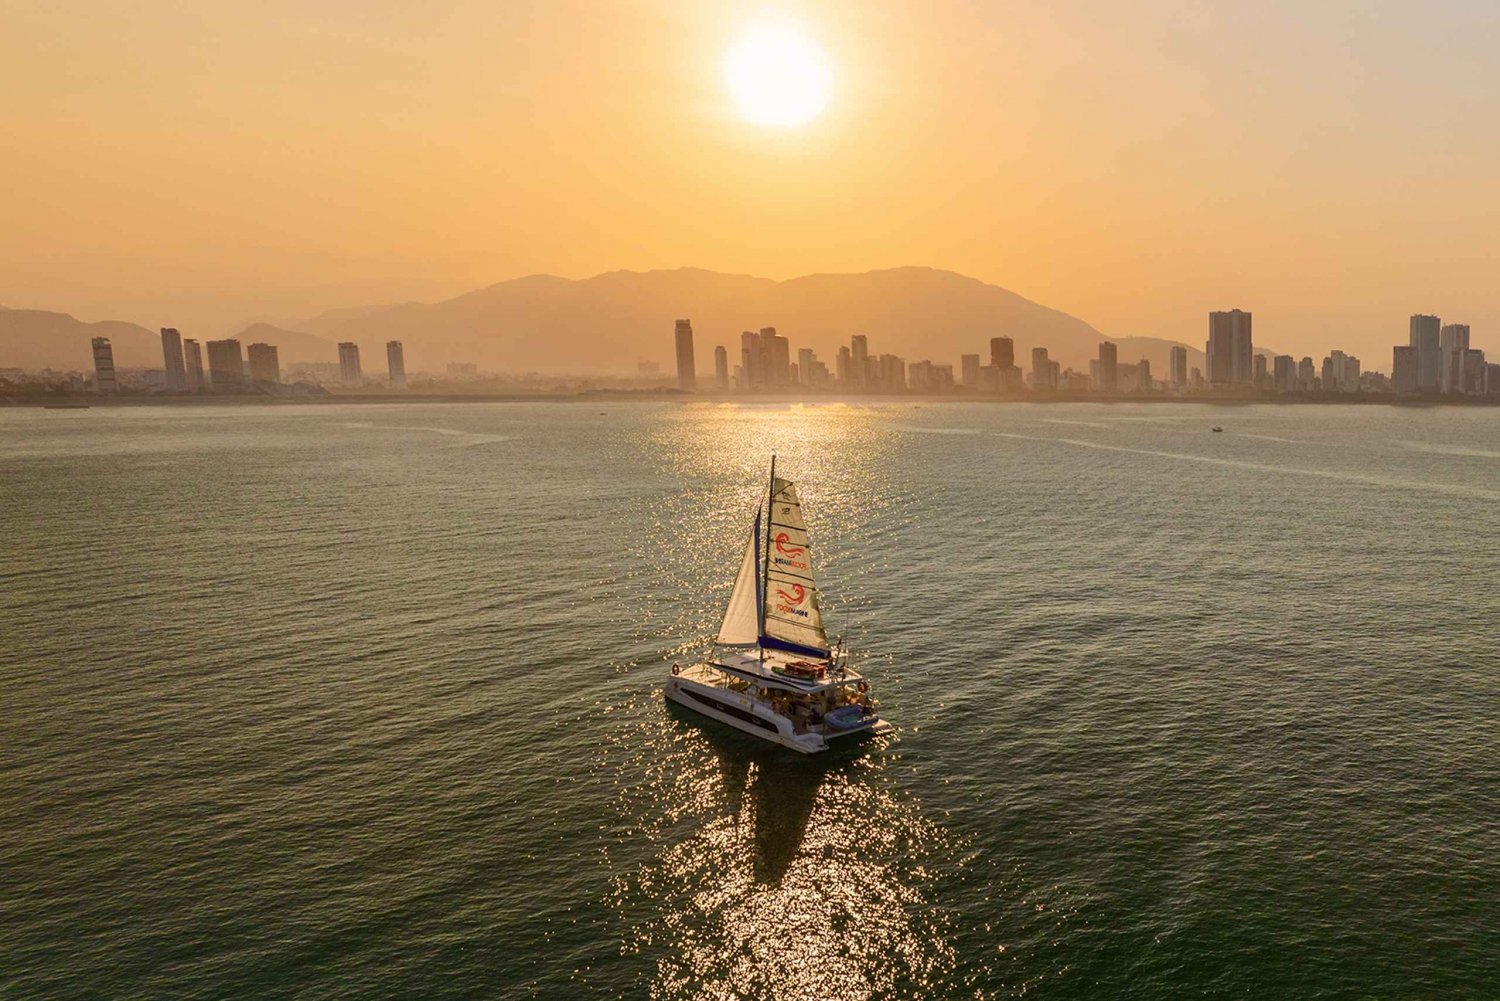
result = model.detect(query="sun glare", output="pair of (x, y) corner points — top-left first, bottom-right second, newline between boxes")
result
(724, 23), (832, 128)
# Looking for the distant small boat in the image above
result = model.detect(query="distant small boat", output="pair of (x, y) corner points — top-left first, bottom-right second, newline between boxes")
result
(44, 404), (91, 410)
(1211, 426), (1224, 432)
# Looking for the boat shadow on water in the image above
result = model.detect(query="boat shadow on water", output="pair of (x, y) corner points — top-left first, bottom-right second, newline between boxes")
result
(664, 698), (877, 885)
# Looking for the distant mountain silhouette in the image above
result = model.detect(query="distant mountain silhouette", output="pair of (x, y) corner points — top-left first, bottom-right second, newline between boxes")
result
(3, 269), (1278, 377)
(231, 323), (336, 364)
(299, 267), (1213, 375)
(0, 311), (338, 371)
(0, 310), (160, 370)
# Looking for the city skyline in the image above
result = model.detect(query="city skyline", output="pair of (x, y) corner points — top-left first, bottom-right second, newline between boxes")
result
(5, 266), (1497, 386)
(665, 310), (1493, 399)
(20, 306), (1495, 400)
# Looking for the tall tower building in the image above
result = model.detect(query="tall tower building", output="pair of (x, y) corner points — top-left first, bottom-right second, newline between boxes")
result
(338, 342), (362, 386)
(762, 328), (790, 386)
(960, 354), (981, 388)
(714, 345), (729, 390)
(386, 340), (407, 390)
(1169, 345), (1188, 387)
(797, 347), (815, 386)
(247, 343), (280, 383)
(1273, 354), (1296, 392)
(740, 331), (763, 389)
(835, 346), (851, 385)
(1409, 314), (1442, 392)
(1207, 310), (1252, 384)
(206, 339), (245, 389)
(1031, 347), (1052, 389)
(182, 339), (205, 391)
(91, 337), (117, 393)
(1098, 341), (1118, 392)
(990, 337), (1014, 372)
(1439, 323), (1470, 393)
(160, 328), (187, 390)
(674, 320), (696, 392)
(850, 335), (869, 390)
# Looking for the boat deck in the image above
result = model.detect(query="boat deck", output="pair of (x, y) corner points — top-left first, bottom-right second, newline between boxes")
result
(711, 648), (864, 693)
(675, 662), (883, 738)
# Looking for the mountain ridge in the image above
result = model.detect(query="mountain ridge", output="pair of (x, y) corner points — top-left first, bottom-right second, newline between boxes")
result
(297, 266), (1183, 375)
(3, 268), (1275, 376)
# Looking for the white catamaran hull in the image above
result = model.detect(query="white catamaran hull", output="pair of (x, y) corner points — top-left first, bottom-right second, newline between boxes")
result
(665, 675), (828, 753)
(665, 664), (890, 755)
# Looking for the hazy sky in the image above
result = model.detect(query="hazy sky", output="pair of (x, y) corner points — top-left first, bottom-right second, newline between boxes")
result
(3, 0), (1497, 362)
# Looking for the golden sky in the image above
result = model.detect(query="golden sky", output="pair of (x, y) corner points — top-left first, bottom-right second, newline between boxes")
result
(3, 1), (1497, 362)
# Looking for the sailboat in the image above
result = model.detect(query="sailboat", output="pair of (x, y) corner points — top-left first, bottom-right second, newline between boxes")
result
(665, 459), (893, 753)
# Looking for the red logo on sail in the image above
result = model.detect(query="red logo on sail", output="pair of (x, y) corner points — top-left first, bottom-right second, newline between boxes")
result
(774, 532), (805, 557)
(776, 583), (806, 605)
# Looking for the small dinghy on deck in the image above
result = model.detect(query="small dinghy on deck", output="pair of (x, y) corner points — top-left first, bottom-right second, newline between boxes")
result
(823, 704), (876, 731)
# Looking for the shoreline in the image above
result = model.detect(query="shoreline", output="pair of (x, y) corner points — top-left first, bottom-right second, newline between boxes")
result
(2, 391), (1497, 408)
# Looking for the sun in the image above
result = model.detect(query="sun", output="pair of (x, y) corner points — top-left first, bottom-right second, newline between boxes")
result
(724, 23), (832, 128)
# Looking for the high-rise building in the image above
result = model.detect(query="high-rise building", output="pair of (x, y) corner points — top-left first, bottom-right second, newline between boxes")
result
(835, 346), (851, 385)
(386, 340), (407, 390)
(1098, 341), (1118, 392)
(1207, 310), (1253, 384)
(878, 354), (906, 391)
(1031, 347), (1052, 390)
(960, 354), (981, 388)
(247, 342), (280, 383)
(1253, 353), (1268, 385)
(990, 337), (1014, 371)
(1137, 358), (1152, 391)
(1462, 349), (1487, 395)
(674, 320), (696, 392)
(1273, 354), (1296, 393)
(908, 360), (932, 393)
(160, 328), (187, 390)
(1439, 323), (1470, 393)
(849, 335), (869, 390)
(763, 328), (790, 386)
(1321, 350), (1360, 393)
(714, 345), (729, 390)
(91, 337), (117, 393)
(206, 339), (245, 389)
(338, 342), (362, 387)
(739, 331), (764, 390)
(1297, 357), (1316, 391)
(798, 347), (825, 387)
(1410, 314), (1442, 392)
(183, 339), (205, 391)
(1169, 345), (1188, 388)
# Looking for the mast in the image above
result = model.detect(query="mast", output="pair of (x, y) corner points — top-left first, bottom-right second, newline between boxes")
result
(761, 454), (775, 662)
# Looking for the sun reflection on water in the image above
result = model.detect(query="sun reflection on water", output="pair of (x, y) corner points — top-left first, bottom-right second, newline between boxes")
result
(589, 403), (1055, 999)
(608, 707), (956, 1001)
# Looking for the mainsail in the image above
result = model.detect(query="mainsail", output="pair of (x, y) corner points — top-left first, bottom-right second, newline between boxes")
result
(760, 476), (830, 656)
(715, 508), (762, 646)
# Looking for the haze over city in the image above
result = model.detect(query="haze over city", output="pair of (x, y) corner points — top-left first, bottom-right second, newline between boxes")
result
(5, 1), (1498, 366)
